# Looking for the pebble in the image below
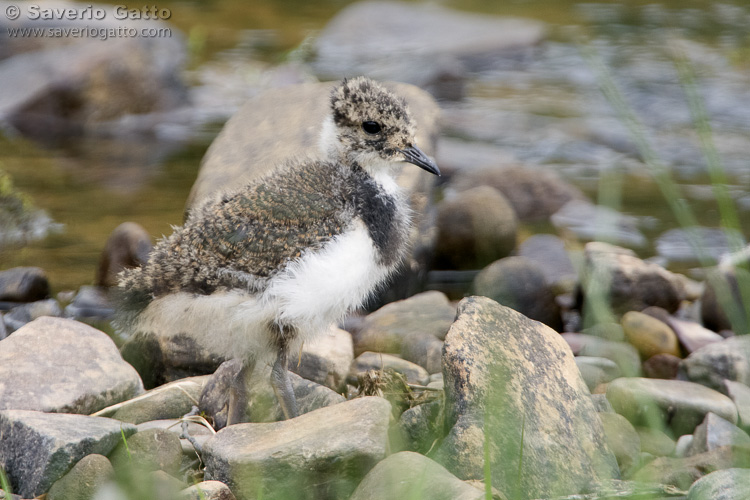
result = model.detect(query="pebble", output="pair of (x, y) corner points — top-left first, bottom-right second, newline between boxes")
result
(686, 468), (750, 500)
(681, 335), (750, 392)
(0, 266), (50, 303)
(621, 311), (681, 359)
(46, 454), (113, 500)
(350, 351), (430, 386)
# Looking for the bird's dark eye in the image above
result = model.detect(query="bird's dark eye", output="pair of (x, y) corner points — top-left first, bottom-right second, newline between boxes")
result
(362, 121), (382, 135)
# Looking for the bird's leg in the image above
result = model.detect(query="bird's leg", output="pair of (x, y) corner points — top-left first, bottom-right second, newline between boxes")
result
(270, 322), (299, 419)
(227, 359), (254, 426)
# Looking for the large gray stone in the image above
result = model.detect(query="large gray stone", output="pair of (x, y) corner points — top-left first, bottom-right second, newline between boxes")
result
(179, 481), (236, 500)
(687, 468), (750, 500)
(0, 317), (144, 414)
(437, 296), (619, 500)
(606, 378), (738, 436)
(725, 380), (750, 433)
(472, 255), (562, 331)
(681, 335), (750, 392)
(3, 298), (62, 333)
(203, 397), (391, 500)
(349, 452), (483, 500)
(552, 201), (646, 248)
(598, 412), (641, 475)
(0, 410), (136, 498)
(109, 428), (183, 476)
(313, 1), (545, 96)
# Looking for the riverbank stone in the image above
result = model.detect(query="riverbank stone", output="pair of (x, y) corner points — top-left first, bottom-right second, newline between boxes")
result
(621, 311), (681, 359)
(0, 266), (49, 303)
(472, 255), (562, 330)
(0, 410), (136, 498)
(580, 242), (687, 318)
(433, 186), (518, 271)
(46, 454), (114, 500)
(686, 468), (750, 500)
(350, 352), (430, 386)
(203, 397), (391, 500)
(437, 296), (618, 499)
(681, 335), (750, 392)
(349, 451), (484, 500)
(606, 378), (738, 436)
(0, 317), (143, 414)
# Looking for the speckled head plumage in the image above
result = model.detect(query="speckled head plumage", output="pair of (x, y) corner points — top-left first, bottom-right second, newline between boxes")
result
(327, 77), (440, 176)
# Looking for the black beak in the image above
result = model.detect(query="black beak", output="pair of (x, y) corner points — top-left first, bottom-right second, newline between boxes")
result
(401, 145), (441, 176)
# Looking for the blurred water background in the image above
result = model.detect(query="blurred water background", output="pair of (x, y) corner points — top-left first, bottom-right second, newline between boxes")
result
(2, 0), (750, 293)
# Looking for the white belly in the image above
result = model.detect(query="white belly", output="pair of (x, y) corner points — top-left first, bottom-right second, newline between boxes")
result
(263, 219), (394, 330)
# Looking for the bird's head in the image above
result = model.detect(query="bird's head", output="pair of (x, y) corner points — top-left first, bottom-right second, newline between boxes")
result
(323, 77), (440, 177)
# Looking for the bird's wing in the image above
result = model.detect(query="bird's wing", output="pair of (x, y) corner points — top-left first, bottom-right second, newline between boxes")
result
(148, 162), (353, 296)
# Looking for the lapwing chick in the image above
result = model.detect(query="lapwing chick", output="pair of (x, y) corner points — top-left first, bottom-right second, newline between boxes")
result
(116, 77), (440, 423)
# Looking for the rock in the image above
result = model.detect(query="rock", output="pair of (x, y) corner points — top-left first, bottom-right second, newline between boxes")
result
(552, 200), (646, 248)
(350, 352), (430, 385)
(96, 222), (152, 288)
(451, 166), (586, 223)
(349, 451), (484, 500)
(0, 171), (60, 250)
(3, 298), (62, 333)
(472, 256), (562, 331)
(643, 353), (681, 379)
(203, 397), (391, 500)
(582, 323), (626, 342)
(433, 187), (518, 270)
(724, 380), (750, 433)
(662, 316), (723, 354)
(687, 468), (750, 500)
(199, 360), (345, 429)
(0, 410), (136, 498)
(681, 335), (750, 392)
(575, 357), (621, 391)
(675, 435), (694, 457)
(598, 412), (641, 475)
(0, 2), (187, 137)
(186, 80), (440, 304)
(621, 311), (681, 359)
(351, 290), (454, 356)
(93, 376), (208, 425)
(633, 446), (750, 490)
(437, 297), (618, 500)
(401, 333), (445, 375)
(46, 454), (114, 500)
(434, 137), (518, 176)
(313, 1), (545, 97)
(0, 267), (49, 303)
(700, 268), (750, 334)
(606, 378), (738, 436)
(63, 286), (114, 321)
(686, 413), (750, 456)
(291, 326), (353, 391)
(562, 333), (642, 377)
(580, 242), (687, 318)
(179, 480), (237, 500)
(0, 317), (144, 414)
(636, 426), (676, 457)
(398, 400), (443, 454)
(109, 428), (183, 476)
(518, 233), (579, 292)
(591, 394), (615, 413)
